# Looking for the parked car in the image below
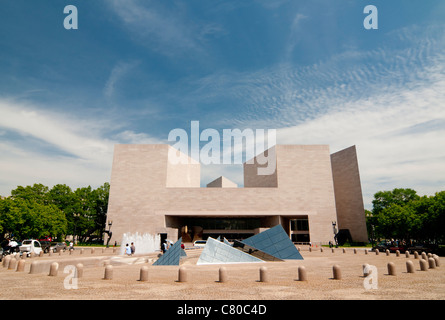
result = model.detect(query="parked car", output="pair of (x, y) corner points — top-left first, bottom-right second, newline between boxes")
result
(407, 243), (437, 254)
(40, 241), (52, 253)
(19, 239), (43, 256)
(50, 242), (67, 253)
(193, 240), (207, 248)
(389, 244), (408, 253)
(372, 241), (390, 252)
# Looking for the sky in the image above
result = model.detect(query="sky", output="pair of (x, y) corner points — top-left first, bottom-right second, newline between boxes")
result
(0, 0), (444, 209)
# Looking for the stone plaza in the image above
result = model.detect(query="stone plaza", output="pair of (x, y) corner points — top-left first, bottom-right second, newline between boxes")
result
(1, 245), (443, 300)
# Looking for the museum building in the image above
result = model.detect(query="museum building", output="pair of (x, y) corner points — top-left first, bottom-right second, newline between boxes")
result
(105, 144), (368, 247)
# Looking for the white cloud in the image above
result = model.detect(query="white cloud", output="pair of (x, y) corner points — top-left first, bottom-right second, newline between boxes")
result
(0, 98), (162, 196)
(276, 75), (445, 208)
(0, 99), (112, 164)
(104, 61), (139, 99)
(105, 0), (205, 55)
(189, 24), (445, 207)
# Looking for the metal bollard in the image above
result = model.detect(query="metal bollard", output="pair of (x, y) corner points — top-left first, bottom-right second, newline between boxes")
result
(8, 258), (17, 270)
(433, 255), (440, 267)
(49, 262), (59, 276)
(428, 258), (436, 269)
(76, 263), (84, 279)
(332, 265), (341, 280)
(298, 266), (307, 281)
(387, 262), (396, 276)
(419, 259), (428, 271)
(178, 266), (187, 282)
(139, 266), (149, 282)
(29, 261), (38, 274)
(3, 255), (11, 267)
(362, 264), (370, 277)
(259, 266), (268, 282)
(406, 260), (415, 273)
(219, 267), (228, 283)
(104, 265), (113, 280)
(16, 259), (25, 272)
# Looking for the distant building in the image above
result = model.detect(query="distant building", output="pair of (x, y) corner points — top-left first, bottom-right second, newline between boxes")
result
(106, 144), (368, 247)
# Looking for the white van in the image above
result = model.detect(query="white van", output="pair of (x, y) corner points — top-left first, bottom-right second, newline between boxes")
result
(193, 240), (207, 248)
(19, 239), (43, 256)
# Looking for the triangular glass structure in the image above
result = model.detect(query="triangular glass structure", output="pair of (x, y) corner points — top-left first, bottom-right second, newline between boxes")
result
(153, 237), (182, 266)
(197, 237), (264, 265)
(242, 225), (303, 260)
(223, 237), (231, 246)
(233, 240), (283, 261)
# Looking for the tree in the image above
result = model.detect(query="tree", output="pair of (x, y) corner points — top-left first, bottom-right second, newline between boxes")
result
(372, 188), (419, 216)
(93, 182), (110, 241)
(370, 188), (445, 244)
(11, 184), (49, 204)
(374, 204), (416, 240)
(0, 197), (67, 240)
(2, 182), (109, 243)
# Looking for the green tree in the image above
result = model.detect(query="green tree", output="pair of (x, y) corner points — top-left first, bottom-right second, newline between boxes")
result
(414, 191), (445, 243)
(11, 184), (49, 204)
(0, 197), (67, 240)
(374, 204), (416, 240)
(372, 188), (419, 216)
(2, 182), (109, 243)
(371, 188), (445, 244)
(70, 183), (110, 243)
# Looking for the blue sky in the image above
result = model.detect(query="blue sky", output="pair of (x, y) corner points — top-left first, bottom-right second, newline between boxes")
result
(0, 0), (444, 208)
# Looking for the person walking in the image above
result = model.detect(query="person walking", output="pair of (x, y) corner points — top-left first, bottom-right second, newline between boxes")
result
(130, 242), (135, 255)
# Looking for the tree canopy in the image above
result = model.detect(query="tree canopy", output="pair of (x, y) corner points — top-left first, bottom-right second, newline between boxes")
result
(368, 188), (445, 244)
(0, 183), (109, 242)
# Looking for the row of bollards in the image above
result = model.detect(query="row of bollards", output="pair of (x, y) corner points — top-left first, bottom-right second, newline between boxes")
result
(1, 247), (117, 265)
(306, 246), (437, 260)
(388, 257), (440, 275)
(101, 255), (439, 282)
(99, 265), (307, 283)
(3, 251), (441, 284)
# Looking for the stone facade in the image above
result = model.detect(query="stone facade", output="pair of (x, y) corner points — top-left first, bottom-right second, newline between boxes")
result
(331, 146), (368, 242)
(106, 144), (368, 247)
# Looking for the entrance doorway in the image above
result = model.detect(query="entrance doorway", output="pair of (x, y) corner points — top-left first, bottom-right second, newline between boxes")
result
(159, 233), (167, 250)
